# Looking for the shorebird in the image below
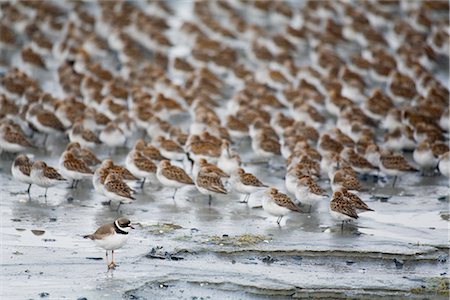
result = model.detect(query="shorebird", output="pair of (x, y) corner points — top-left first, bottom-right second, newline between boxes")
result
(0, 123), (33, 153)
(103, 173), (135, 207)
(59, 151), (93, 188)
(329, 189), (373, 231)
(83, 217), (134, 270)
(262, 188), (303, 225)
(379, 150), (418, 187)
(232, 168), (267, 203)
(125, 149), (157, 188)
(195, 165), (228, 205)
(156, 160), (194, 199)
(11, 154), (34, 195)
(294, 176), (328, 212)
(30, 161), (66, 197)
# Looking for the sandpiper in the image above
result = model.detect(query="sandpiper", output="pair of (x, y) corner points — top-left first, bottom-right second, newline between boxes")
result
(232, 168), (267, 203)
(379, 150), (418, 187)
(125, 149), (157, 188)
(196, 165), (228, 205)
(59, 150), (94, 188)
(156, 160), (194, 199)
(156, 136), (185, 161)
(68, 121), (101, 149)
(262, 188), (303, 225)
(413, 141), (439, 175)
(30, 160), (66, 197)
(294, 176), (328, 212)
(329, 189), (373, 230)
(99, 122), (126, 150)
(83, 217), (134, 270)
(11, 154), (34, 195)
(103, 173), (135, 205)
(0, 123), (33, 153)
(66, 142), (101, 166)
(217, 140), (241, 175)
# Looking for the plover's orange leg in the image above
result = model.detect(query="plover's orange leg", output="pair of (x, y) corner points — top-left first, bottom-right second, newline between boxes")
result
(108, 250), (117, 269)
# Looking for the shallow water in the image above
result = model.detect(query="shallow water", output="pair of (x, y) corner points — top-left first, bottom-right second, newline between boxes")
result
(1, 143), (449, 299)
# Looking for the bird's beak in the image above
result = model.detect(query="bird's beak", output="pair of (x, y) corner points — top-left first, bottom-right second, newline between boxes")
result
(129, 224), (135, 229)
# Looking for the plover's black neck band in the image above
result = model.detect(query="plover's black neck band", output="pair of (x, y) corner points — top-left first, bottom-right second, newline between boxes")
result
(114, 221), (128, 235)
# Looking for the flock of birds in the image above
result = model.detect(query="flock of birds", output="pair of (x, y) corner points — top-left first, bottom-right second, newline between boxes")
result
(0, 1), (449, 268)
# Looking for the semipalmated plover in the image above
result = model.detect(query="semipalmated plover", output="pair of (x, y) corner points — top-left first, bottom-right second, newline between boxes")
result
(83, 217), (134, 269)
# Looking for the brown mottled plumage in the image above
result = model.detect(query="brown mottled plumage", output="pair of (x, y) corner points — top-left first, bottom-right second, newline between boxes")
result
(269, 188), (302, 212)
(3, 125), (33, 147)
(157, 136), (184, 153)
(237, 168), (266, 187)
(380, 153), (417, 172)
(63, 152), (93, 174)
(199, 159), (229, 178)
(133, 151), (157, 173)
(196, 167), (227, 194)
(160, 160), (194, 184)
(104, 174), (135, 200)
(14, 154), (32, 176)
(330, 190), (359, 219)
(340, 188), (373, 212)
(66, 142), (101, 166)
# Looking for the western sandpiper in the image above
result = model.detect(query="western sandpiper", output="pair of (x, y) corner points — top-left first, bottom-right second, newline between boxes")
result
(30, 160), (66, 197)
(262, 188), (303, 225)
(156, 160), (194, 199)
(11, 154), (34, 195)
(232, 168), (267, 203)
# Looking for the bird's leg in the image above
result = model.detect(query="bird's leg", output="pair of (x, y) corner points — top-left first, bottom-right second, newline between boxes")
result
(44, 188), (48, 198)
(140, 178), (146, 188)
(244, 194), (250, 203)
(70, 180), (75, 189)
(172, 188), (177, 200)
(341, 221), (344, 233)
(27, 184), (32, 195)
(105, 251), (109, 267)
(43, 134), (48, 147)
(208, 195), (212, 206)
(277, 216), (282, 226)
(108, 250), (116, 269)
(115, 202), (122, 212)
(392, 175), (398, 188)
(75, 180), (79, 188)
(308, 205), (312, 213)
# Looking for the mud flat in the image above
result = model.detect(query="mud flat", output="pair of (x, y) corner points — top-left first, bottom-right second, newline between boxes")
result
(1, 152), (448, 299)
